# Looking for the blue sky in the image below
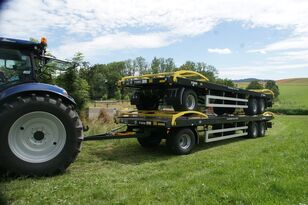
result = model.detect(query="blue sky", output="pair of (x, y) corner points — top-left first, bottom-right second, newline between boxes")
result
(1, 0), (308, 80)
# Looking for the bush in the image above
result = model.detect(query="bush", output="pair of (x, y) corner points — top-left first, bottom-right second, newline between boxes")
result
(246, 80), (264, 89)
(265, 80), (280, 98)
(268, 108), (308, 115)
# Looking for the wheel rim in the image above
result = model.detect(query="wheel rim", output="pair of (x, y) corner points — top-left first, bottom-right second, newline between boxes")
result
(186, 94), (196, 110)
(179, 134), (191, 149)
(8, 111), (67, 163)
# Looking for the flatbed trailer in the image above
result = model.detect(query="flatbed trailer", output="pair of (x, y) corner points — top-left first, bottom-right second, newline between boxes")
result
(84, 111), (274, 155)
(119, 70), (274, 116)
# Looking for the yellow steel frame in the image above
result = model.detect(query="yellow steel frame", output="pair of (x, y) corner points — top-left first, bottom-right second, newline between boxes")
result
(119, 70), (209, 84)
(249, 89), (275, 97)
(120, 110), (208, 126)
(262, 111), (275, 117)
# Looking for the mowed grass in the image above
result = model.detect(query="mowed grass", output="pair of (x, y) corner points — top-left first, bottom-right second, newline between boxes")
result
(1, 115), (307, 205)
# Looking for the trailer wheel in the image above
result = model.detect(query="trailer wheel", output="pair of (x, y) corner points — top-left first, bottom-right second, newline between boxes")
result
(133, 91), (159, 110)
(257, 98), (265, 114)
(173, 89), (198, 111)
(247, 122), (258, 138)
(258, 121), (266, 137)
(166, 128), (196, 155)
(213, 108), (235, 115)
(0, 94), (83, 176)
(137, 137), (161, 148)
(245, 98), (258, 115)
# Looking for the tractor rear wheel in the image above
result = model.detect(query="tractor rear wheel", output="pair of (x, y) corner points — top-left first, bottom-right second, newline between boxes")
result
(0, 94), (83, 176)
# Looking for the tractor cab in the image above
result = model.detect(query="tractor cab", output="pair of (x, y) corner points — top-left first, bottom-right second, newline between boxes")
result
(0, 37), (70, 91)
(0, 37), (43, 90)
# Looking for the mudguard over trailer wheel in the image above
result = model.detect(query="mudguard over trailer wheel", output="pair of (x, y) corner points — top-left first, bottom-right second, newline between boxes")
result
(0, 94), (83, 176)
(166, 128), (196, 155)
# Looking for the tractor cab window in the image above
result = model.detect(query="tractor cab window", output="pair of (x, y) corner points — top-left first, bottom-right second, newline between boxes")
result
(0, 48), (32, 88)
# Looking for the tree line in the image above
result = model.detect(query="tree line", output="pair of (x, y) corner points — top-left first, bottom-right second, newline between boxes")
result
(246, 80), (280, 98)
(49, 53), (236, 109)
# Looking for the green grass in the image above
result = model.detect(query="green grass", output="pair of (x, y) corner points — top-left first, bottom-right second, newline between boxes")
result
(274, 85), (308, 109)
(270, 80), (308, 114)
(236, 78), (308, 113)
(1, 115), (307, 204)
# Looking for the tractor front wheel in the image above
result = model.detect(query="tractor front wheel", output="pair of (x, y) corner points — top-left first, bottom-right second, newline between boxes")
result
(0, 94), (83, 176)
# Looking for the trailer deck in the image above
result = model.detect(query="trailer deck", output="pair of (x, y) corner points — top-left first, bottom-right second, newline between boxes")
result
(118, 70), (274, 115)
(116, 110), (274, 128)
(84, 111), (274, 145)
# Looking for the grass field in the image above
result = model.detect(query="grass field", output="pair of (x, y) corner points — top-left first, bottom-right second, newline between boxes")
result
(275, 78), (308, 110)
(1, 115), (307, 205)
(236, 78), (308, 113)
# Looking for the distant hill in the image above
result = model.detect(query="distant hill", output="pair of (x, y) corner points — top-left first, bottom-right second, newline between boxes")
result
(233, 78), (271, 83)
(276, 78), (308, 85)
(233, 78), (269, 88)
(233, 78), (261, 83)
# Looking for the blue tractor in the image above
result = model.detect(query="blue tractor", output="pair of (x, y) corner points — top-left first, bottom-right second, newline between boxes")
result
(0, 37), (83, 176)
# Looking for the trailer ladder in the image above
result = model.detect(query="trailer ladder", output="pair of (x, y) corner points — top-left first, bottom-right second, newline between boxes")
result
(206, 90), (248, 109)
(205, 122), (248, 142)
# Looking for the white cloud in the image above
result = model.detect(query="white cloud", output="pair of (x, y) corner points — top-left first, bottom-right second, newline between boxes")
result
(248, 37), (308, 53)
(54, 32), (176, 58)
(208, 48), (232, 54)
(1, 0), (308, 41)
(219, 63), (308, 80)
(1, 0), (308, 79)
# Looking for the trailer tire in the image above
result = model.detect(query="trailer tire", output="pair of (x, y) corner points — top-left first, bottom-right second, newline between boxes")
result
(0, 166), (6, 176)
(247, 122), (258, 138)
(137, 137), (161, 148)
(166, 128), (196, 155)
(173, 89), (198, 111)
(133, 91), (159, 110)
(0, 94), (83, 176)
(213, 108), (235, 115)
(245, 98), (258, 115)
(257, 98), (266, 114)
(258, 121), (266, 137)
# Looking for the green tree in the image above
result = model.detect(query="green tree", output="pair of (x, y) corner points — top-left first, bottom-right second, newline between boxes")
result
(179, 61), (196, 70)
(151, 57), (160, 73)
(265, 80), (280, 98)
(246, 80), (264, 89)
(134, 57), (147, 75)
(165, 58), (176, 72)
(124, 59), (134, 76)
(56, 52), (90, 110)
(215, 78), (235, 87)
